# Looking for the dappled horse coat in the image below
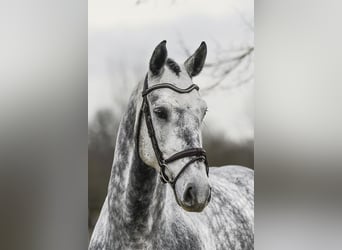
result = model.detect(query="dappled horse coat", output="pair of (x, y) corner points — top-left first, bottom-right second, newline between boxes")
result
(89, 41), (254, 250)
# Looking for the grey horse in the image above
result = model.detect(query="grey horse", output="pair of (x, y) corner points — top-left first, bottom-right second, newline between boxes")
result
(89, 41), (254, 250)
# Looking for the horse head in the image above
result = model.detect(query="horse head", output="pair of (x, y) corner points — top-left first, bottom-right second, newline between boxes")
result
(138, 41), (211, 212)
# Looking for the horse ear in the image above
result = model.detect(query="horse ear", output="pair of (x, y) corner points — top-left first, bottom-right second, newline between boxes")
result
(149, 40), (168, 76)
(184, 41), (207, 77)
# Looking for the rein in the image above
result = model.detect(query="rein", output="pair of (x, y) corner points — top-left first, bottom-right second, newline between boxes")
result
(136, 74), (209, 189)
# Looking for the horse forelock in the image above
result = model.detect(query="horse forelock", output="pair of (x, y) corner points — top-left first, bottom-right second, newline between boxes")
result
(166, 58), (181, 76)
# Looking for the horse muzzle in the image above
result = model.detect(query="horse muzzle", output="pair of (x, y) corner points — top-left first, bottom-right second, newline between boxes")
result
(178, 182), (211, 212)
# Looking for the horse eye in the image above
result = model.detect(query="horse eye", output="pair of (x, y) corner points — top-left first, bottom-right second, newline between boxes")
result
(153, 107), (168, 120)
(202, 108), (208, 121)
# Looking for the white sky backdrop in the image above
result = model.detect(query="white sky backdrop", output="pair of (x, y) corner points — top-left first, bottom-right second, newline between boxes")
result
(89, 0), (254, 144)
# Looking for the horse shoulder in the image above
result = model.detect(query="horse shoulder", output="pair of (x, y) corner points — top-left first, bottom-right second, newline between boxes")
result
(210, 165), (254, 202)
(206, 165), (254, 249)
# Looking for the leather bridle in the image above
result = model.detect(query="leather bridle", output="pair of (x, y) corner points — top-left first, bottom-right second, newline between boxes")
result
(136, 74), (209, 189)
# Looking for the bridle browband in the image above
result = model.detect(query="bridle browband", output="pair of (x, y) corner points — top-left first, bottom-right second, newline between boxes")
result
(136, 74), (209, 189)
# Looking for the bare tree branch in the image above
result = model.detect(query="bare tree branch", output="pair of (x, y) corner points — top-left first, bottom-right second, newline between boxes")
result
(202, 47), (253, 92)
(136, 0), (175, 5)
(231, 5), (254, 31)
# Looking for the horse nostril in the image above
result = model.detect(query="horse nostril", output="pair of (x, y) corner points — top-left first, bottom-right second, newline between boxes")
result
(183, 184), (196, 205)
(207, 187), (212, 203)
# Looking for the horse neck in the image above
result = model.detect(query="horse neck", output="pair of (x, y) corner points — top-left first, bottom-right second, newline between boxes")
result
(107, 85), (167, 239)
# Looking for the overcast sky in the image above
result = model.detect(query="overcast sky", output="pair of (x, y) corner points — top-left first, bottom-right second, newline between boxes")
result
(89, 0), (254, 144)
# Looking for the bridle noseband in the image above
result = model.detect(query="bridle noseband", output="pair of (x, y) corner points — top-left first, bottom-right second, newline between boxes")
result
(137, 74), (209, 188)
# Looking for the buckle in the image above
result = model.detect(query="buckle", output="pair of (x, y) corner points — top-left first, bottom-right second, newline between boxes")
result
(159, 163), (170, 183)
